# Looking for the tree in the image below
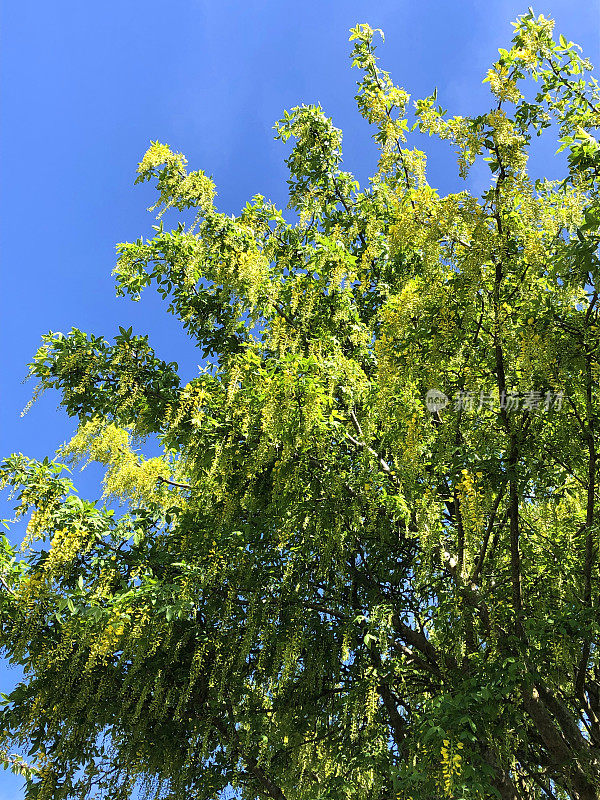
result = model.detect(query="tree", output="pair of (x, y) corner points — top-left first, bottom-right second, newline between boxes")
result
(1, 10), (599, 799)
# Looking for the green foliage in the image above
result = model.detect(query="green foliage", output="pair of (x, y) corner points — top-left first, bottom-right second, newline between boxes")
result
(27, 328), (180, 434)
(1, 10), (600, 800)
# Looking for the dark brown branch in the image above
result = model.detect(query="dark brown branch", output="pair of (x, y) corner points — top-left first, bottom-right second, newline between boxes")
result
(470, 481), (509, 583)
(349, 567), (407, 752)
(157, 476), (192, 490)
(577, 349), (597, 700)
(492, 253), (524, 630)
(390, 613), (443, 675)
(214, 704), (289, 800)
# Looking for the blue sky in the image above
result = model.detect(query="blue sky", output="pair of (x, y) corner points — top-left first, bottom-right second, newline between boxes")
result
(1, 0), (598, 795)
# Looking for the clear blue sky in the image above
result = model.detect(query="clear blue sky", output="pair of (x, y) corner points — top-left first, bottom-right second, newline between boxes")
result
(1, 1), (598, 795)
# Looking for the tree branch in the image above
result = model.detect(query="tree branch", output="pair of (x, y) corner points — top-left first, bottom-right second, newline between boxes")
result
(157, 476), (192, 490)
(214, 704), (289, 800)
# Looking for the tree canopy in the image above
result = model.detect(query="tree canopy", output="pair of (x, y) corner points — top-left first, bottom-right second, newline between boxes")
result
(1, 10), (600, 800)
